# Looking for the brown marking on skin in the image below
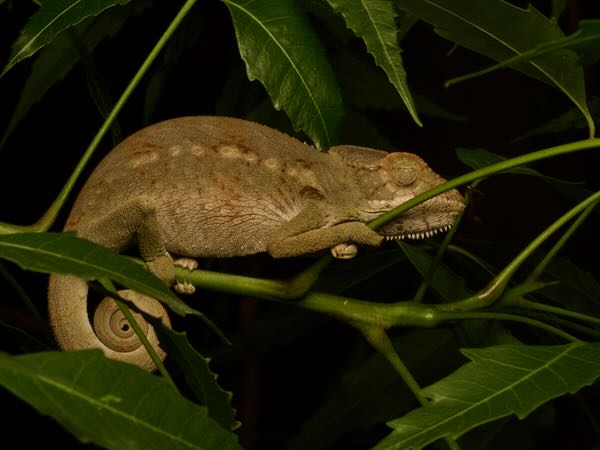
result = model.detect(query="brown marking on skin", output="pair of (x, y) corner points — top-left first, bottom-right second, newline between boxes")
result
(130, 144), (160, 167)
(221, 132), (248, 145)
(299, 186), (324, 200)
(294, 159), (314, 170)
(131, 140), (163, 153)
(240, 146), (259, 163)
(65, 218), (80, 229)
(234, 142), (254, 153)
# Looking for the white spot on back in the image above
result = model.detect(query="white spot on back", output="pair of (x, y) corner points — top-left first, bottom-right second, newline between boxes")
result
(244, 151), (259, 163)
(169, 145), (182, 157)
(218, 145), (241, 158)
(190, 145), (207, 157)
(264, 158), (279, 169)
(130, 151), (159, 168)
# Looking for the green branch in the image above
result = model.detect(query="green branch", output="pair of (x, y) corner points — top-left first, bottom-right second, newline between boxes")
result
(435, 310), (581, 342)
(527, 200), (597, 282)
(0, 0), (199, 234)
(440, 189), (600, 312)
(512, 298), (600, 328)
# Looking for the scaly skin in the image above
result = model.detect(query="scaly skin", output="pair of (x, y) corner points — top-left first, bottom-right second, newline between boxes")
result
(48, 116), (464, 370)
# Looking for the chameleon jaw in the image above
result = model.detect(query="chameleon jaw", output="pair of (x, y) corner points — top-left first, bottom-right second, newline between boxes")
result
(381, 223), (453, 241)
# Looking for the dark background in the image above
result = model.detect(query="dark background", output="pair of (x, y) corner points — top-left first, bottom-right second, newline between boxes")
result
(0, 1), (598, 449)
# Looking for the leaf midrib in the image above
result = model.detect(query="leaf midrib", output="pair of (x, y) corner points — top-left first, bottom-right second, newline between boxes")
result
(20, 359), (203, 449)
(9, 0), (84, 67)
(394, 343), (581, 446)
(419, 0), (580, 109)
(360, 0), (409, 99)
(222, 0), (330, 146)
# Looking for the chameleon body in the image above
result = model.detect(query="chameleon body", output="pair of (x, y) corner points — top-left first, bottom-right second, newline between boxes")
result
(48, 116), (464, 370)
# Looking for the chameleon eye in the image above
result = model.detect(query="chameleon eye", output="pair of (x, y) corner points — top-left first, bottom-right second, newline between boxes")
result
(393, 161), (418, 185)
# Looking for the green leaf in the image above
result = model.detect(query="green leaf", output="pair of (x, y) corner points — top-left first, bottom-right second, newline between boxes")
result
(455, 147), (594, 205)
(0, 232), (219, 332)
(0, 350), (241, 450)
(0, 320), (51, 352)
(222, 0), (344, 150)
(333, 53), (467, 122)
(395, 0), (594, 137)
(447, 20), (600, 86)
(1, 0), (131, 77)
(540, 255), (600, 312)
(326, 0), (421, 126)
(550, 0), (568, 20)
(514, 97), (600, 142)
(374, 342), (600, 450)
(1, 2), (149, 148)
(153, 325), (239, 431)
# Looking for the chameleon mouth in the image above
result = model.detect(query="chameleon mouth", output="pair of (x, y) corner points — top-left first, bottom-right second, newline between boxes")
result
(381, 223), (453, 241)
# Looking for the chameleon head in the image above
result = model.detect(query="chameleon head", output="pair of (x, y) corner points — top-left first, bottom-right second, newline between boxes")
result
(350, 150), (465, 240)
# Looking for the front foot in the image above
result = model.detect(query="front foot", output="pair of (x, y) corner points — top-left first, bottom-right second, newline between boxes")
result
(173, 257), (198, 295)
(331, 243), (358, 259)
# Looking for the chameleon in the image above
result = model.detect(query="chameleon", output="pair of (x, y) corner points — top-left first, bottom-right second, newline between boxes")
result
(48, 116), (464, 371)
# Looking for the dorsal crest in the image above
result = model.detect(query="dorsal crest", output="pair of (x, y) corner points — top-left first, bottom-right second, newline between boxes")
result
(328, 145), (388, 169)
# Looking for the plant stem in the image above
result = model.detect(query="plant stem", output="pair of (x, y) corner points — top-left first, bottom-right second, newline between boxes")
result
(497, 308), (600, 339)
(412, 181), (477, 303)
(513, 298), (600, 327)
(2, 0), (199, 234)
(447, 244), (496, 276)
(440, 189), (600, 312)
(182, 264), (593, 341)
(67, 29), (122, 145)
(359, 325), (428, 404)
(437, 311), (582, 342)
(357, 324), (462, 450)
(527, 200), (598, 282)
